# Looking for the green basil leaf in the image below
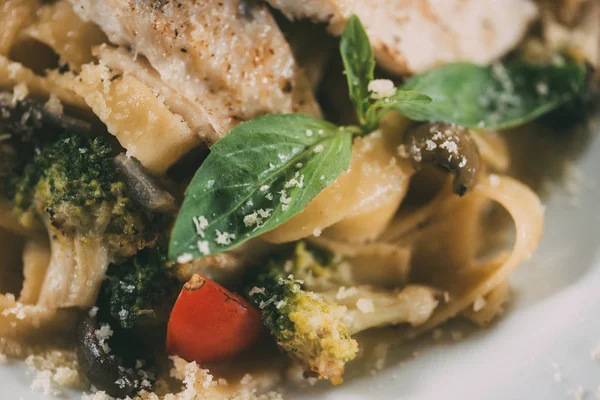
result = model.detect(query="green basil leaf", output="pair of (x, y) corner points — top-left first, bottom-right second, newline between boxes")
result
(168, 114), (353, 260)
(364, 90), (432, 131)
(395, 61), (586, 129)
(340, 15), (375, 127)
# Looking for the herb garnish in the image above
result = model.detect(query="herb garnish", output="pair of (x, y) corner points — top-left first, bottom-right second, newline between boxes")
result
(397, 60), (586, 129)
(169, 15), (586, 260)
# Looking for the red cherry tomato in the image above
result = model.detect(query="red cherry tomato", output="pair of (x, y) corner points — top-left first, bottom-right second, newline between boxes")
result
(166, 274), (263, 363)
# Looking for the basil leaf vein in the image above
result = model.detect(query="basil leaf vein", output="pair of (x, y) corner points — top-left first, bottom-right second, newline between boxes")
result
(168, 114), (352, 259)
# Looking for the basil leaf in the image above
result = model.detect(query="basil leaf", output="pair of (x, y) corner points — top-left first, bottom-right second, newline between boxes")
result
(364, 90), (432, 131)
(169, 114), (353, 260)
(340, 15), (375, 127)
(396, 61), (586, 129)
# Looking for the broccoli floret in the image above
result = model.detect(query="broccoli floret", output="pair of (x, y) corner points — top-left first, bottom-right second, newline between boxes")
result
(5, 132), (161, 309)
(98, 247), (180, 329)
(11, 133), (155, 256)
(245, 243), (358, 385)
(245, 242), (439, 384)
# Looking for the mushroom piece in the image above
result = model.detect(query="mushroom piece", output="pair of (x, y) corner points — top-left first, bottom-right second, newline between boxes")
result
(75, 314), (141, 398)
(114, 154), (177, 213)
(403, 122), (481, 196)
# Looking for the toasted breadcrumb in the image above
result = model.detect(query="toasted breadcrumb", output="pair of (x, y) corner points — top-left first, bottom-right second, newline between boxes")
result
(25, 350), (86, 396)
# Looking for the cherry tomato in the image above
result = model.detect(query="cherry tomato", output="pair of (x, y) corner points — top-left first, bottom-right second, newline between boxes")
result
(166, 274), (263, 363)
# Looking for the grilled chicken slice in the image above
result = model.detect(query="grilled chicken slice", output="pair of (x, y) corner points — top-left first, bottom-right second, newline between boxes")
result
(268, 0), (539, 75)
(69, 0), (320, 142)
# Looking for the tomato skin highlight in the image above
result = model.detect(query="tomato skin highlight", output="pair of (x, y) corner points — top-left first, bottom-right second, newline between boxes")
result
(167, 274), (263, 363)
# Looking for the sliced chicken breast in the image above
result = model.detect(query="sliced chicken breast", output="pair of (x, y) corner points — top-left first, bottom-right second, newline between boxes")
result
(268, 0), (539, 75)
(69, 0), (320, 142)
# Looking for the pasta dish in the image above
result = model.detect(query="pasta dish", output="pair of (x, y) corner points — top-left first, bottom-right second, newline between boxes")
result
(0, 0), (598, 399)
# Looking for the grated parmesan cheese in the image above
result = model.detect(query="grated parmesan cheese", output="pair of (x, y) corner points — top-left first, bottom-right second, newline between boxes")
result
(473, 295), (487, 312)
(489, 174), (500, 187)
(356, 298), (375, 313)
(307, 377), (318, 386)
(215, 231), (235, 246)
(248, 286), (265, 296)
(425, 140), (437, 151)
(31, 370), (61, 396)
(313, 144), (324, 153)
(313, 228), (322, 237)
(368, 79), (395, 99)
(12, 82), (29, 105)
(443, 292), (451, 303)
(177, 253), (194, 264)
(336, 287), (358, 300)
(1, 302), (28, 320)
(44, 94), (64, 115)
(95, 324), (113, 353)
(397, 145), (409, 158)
(197, 240), (210, 255)
(440, 140), (458, 154)
(536, 82), (549, 96)
(192, 216), (209, 237)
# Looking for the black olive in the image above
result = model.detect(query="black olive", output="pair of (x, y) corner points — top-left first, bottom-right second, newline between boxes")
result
(75, 314), (139, 398)
(404, 122), (481, 196)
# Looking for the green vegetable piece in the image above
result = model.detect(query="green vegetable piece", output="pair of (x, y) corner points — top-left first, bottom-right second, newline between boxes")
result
(169, 114), (352, 260)
(244, 243), (358, 384)
(364, 89), (432, 131)
(98, 247), (180, 329)
(340, 15), (376, 127)
(340, 15), (432, 132)
(397, 61), (586, 129)
(11, 133), (153, 257)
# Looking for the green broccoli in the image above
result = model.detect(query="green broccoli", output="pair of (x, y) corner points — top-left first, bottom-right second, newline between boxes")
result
(11, 133), (155, 255)
(245, 242), (440, 384)
(6, 132), (160, 308)
(98, 247), (180, 329)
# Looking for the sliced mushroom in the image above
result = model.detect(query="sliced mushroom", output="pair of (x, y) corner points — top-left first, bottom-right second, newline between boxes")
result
(403, 122), (481, 196)
(114, 154), (177, 213)
(75, 314), (140, 398)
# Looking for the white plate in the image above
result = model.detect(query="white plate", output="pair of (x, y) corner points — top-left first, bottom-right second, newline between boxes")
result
(2, 112), (599, 399)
